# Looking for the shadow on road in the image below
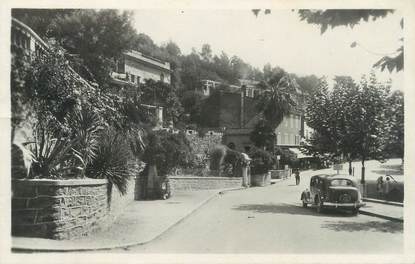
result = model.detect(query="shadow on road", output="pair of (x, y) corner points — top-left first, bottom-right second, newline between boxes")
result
(321, 220), (403, 233)
(233, 203), (353, 218)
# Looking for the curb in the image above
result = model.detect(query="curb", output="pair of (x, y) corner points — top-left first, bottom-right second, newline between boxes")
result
(359, 209), (403, 223)
(363, 198), (403, 207)
(12, 186), (247, 253)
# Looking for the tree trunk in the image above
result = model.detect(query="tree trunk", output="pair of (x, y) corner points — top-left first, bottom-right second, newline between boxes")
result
(361, 159), (365, 184)
(348, 160), (352, 175)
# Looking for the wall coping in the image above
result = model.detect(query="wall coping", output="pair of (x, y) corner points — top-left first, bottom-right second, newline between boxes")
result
(12, 178), (108, 186)
(168, 176), (241, 180)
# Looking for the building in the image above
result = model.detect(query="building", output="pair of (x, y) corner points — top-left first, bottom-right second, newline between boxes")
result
(238, 79), (263, 98)
(217, 80), (304, 153)
(11, 18), (48, 59)
(200, 79), (221, 96)
(109, 50), (173, 129)
(111, 50), (172, 87)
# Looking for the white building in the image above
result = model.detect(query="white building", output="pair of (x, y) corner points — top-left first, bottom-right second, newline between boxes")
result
(111, 50), (172, 86)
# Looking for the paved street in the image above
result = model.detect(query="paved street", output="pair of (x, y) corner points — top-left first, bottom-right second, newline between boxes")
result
(116, 169), (403, 254)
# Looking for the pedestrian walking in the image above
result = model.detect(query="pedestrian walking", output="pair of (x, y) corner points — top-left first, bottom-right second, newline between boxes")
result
(295, 169), (300, 185)
(376, 176), (384, 199)
(385, 176), (391, 199)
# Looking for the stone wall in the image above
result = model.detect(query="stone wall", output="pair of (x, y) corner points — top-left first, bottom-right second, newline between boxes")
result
(106, 177), (136, 225)
(12, 178), (108, 240)
(186, 133), (222, 156)
(169, 176), (242, 191)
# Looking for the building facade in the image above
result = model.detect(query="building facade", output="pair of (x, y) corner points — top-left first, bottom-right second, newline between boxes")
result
(112, 50), (172, 86)
(216, 82), (304, 153)
(11, 18), (48, 59)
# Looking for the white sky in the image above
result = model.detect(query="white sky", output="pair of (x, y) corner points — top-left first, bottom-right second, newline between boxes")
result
(133, 9), (404, 90)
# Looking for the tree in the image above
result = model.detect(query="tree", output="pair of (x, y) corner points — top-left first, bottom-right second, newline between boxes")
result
(305, 78), (340, 155)
(332, 76), (360, 174)
(180, 90), (205, 124)
(253, 9), (403, 72)
(384, 90), (404, 161)
(297, 10), (394, 34)
(11, 9), (77, 38)
(200, 43), (213, 62)
(256, 75), (298, 129)
(45, 10), (137, 89)
(139, 79), (184, 127)
(353, 73), (390, 182)
(250, 119), (276, 150)
(305, 73), (391, 182)
(297, 9), (403, 73)
(142, 130), (193, 176)
(295, 74), (320, 95)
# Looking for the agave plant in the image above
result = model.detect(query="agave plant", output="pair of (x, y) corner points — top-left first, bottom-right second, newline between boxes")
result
(67, 106), (103, 172)
(27, 121), (80, 179)
(23, 105), (103, 179)
(85, 128), (132, 195)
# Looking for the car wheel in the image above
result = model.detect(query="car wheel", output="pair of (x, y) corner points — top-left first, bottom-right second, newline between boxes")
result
(351, 208), (359, 216)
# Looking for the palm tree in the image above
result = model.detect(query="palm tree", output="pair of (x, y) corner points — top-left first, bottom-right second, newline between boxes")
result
(256, 75), (299, 129)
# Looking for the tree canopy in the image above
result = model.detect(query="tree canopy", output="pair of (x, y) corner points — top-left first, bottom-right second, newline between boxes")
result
(253, 9), (403, 73)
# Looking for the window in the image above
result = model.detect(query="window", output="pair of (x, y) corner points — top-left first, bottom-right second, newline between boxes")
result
(295, 135), (300, 145)
(160, 73), (165, 82)
(131, 74), (136, 83)
(330, 179), (354, 187)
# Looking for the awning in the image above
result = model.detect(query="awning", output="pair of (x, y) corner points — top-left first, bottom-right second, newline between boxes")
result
(289, 148), (313, 159)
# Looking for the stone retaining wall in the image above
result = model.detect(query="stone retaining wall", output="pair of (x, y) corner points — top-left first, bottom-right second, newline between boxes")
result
(186, 133), (222, 156)
(12, 178), (108, 240)
(169, 176), (242, 191)
(107, 178), (135, 223)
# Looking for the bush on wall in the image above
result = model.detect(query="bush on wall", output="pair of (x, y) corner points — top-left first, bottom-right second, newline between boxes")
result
(209, 145), (227, 171)
(142, 130), (194, 176)
(249, 147), (275, 175)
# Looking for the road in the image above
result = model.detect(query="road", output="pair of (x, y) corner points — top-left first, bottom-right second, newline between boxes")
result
(116, 169), (403, 254)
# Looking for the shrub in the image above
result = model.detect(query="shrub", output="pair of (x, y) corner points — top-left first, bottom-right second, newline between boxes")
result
(142, 130), (193, 176)
(85, 128), (132, 195)
(275, 146), (298, 168)
(223, 149), (245, 177)
(249, 147), (275, 175)
(27, 120), (81, 179)
(209, 145), (227, 171)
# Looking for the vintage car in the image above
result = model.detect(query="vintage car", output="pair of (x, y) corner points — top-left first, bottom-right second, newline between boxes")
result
(300, 174), (365, 215)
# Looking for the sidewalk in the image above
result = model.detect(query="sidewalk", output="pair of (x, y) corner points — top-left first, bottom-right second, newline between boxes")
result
(12, 188), (244, 252)
(359, 199), (403, 222)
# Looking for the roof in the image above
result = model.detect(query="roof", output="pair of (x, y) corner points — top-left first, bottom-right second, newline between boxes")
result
(123, 50), (171, 73)
(312, 174), (358, 182)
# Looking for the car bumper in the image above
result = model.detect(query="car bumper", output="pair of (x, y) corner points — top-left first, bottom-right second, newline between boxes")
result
(322, 202), (366, 209)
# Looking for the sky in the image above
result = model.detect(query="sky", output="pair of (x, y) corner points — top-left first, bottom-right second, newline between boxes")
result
(133, 9), (403, 91)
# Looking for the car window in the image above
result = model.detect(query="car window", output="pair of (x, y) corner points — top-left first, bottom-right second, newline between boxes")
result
(330, 179), (353, 186)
